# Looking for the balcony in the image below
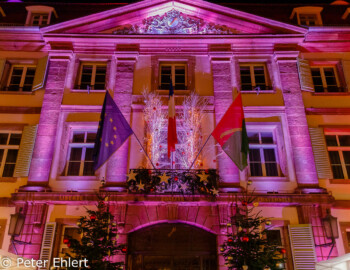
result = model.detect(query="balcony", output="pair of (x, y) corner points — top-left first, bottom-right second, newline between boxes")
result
(126, 169), (219, 196)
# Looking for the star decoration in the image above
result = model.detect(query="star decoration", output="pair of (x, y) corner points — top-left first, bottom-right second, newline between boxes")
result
(180, 182), (189, 191)
(127, 170), (137, 182)
(210, 188), (219, 196)
(159, 172), (170, 184)
(198, 171), (208, 183)
(136, 182), (145, 190)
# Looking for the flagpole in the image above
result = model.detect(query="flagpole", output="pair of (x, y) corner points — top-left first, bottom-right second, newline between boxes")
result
(132, 133), (157, 170)
(189, 134), (212, 170)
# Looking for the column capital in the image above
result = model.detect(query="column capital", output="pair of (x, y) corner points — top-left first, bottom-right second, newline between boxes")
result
(113, 52), (138, 62)
(48, 50), (74, 61)
(209, 52), (232, 63)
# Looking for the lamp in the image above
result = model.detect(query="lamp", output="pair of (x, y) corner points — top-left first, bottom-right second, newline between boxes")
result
(322, 209), (339, 241)
(8, 208), (30, 255)
(316, 209), (339, 260)
(8, 210), (25, 237)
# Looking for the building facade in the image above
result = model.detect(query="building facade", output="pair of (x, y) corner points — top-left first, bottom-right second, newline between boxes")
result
(0, 0), (350, 269)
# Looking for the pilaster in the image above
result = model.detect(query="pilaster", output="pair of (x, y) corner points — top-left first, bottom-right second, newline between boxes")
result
(21, 52), (73, 192)
(274, 51), (325, 194)
(105, 54), (137, 190)
(211, 56), (241, 192)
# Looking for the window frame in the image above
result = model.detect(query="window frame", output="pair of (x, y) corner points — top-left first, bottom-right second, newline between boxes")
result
(239, 63), (271, 92)
(299, 14), (318, 26)
(75, 62), (107, 91)
(158, 62), (188, 91)
(59, 225), (81, 257)
(0, 131), (21, 178)
(325, 132), (350, 179)
(30, 13), (49, 26)
(310, 66), (341, 93)
(64, 130), (96, 177)
(4, 65), (36, 92)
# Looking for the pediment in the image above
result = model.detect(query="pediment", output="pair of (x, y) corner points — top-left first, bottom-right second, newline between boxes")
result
(42, 0), (307, 35)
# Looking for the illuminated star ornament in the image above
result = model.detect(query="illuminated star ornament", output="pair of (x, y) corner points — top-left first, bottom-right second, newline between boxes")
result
(136, 182), (145, 190)
(159, 172), (170, 184)
(210, 188), (219, 196)
(198, 171), (208, 183)
(127, 170), (137, 182)
(180, 182), (189, 191)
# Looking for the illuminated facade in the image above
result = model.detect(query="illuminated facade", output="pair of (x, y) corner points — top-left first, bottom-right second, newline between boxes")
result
(0, 0), (350, 269)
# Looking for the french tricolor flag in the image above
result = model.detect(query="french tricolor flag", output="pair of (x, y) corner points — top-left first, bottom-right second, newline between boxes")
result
(167, 81), (177, 158)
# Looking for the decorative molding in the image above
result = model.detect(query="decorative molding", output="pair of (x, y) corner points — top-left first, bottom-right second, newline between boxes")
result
(113, 9), (239, 35)
(305, 108), (350, 115)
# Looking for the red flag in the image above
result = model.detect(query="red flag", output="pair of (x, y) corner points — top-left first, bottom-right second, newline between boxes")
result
(168, 82), (177, 158)
(212, 93), (248, 171)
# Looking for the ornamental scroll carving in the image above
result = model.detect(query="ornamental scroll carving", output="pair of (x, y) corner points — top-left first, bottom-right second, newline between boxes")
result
(113, 9), (239, 35)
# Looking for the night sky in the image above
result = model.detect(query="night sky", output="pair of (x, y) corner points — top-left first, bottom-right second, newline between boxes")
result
(9, 0), (341, 4)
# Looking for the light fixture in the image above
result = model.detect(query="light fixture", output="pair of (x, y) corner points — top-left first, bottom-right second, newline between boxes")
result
(322, 209), (339, 241)
(8, 210), (25, 237)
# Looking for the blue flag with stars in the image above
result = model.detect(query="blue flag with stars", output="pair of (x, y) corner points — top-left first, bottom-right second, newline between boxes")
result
(93, 92), (133, 170)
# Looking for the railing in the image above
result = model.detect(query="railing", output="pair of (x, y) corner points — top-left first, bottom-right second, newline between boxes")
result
(126, 168), (219, 196)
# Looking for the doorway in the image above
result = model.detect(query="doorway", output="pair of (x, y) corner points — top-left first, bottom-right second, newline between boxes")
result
(127, 223), (217, 270)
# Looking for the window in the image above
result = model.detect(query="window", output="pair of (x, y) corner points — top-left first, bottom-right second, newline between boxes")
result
(299, 14), (318, 26)
(266, 230), (283, 246)
(248, 131), (280, 177)
(159, 63), (187, 90)
(31, 13), (49, 26)
(240, 64), (270, 91)
(65, 131), (96, 176)
(59, 226), (81, 257)
(311, 67), (341, 93)
(0, 132), (21, 177)
(76, 63), (107, 90)
(3, 65), (36, 92)
(325, 134), (350, 179)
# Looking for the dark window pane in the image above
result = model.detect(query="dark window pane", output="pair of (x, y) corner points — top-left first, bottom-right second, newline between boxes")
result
(2, 164), (15, 177)
(85, 148), (94, 161)
(248, 132), (259, 144)
(9, 134), (22, 145)
(0, 149), (3, 163)
(343, 151), (350, 164)
(261, 133), (273, 144)
(83, 162), (94, 176)
(332, 165), (344, 179)
(67, 162), (80, 176)
(266, 230), (282, 246)
(249, 149), (261, 162)
(339, 136), (350, 146)
(86, 133), (96, 143)
(325, 135), (337, 146)
(250, 163), (262, 176)
(266, 163), (278, 176)
(5, 149), (18, 163)
(72, 132), (85, 143)
(311, 68), (321, 76)
(315, 86), (325, 93)
(0, 134), (8, 145)
(69, 148), (82, 161)
(329, 151), (341, 165)
(264, 149), (276, 162)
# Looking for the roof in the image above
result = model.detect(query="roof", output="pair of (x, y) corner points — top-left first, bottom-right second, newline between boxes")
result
(0, 1), (349, 27)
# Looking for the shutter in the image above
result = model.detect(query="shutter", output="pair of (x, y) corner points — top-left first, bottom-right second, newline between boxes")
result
(0, 59), (5, 81)
(288, 224), (317, 270)
(39, 222), (56, 270)
(340, 60), (350, 92)
(309, 127), (332, 179)
(13, 125), (38, 177)
(297, 58), (315, 92)
(32, 56), (48, 91)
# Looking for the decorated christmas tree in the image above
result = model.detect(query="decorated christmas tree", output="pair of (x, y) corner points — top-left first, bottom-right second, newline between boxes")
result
(64, 194), (125, 270)
(221, 185), (286, 270)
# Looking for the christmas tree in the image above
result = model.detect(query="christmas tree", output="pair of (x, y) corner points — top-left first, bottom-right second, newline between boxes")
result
(221, 185), (286, 270)
(64, 194), (125, 270)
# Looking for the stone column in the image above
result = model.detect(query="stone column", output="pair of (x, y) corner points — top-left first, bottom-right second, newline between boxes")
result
(275, 52), (325, 193)
(211, 57), (241, 192)
(21, 53), (72, 191)
(105, 56), (136, 190)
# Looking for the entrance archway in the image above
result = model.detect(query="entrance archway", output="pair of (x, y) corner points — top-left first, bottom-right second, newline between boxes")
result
(127, 222), (217, 270)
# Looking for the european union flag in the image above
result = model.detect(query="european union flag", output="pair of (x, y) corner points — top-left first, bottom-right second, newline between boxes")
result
(93, 92), (133, 170)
